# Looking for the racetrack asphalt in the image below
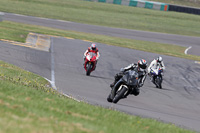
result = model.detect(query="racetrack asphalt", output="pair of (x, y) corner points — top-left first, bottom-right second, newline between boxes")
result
(0, 12), (200, 132)
(1, 36), (200, 132)
(3, 12), (200, 56)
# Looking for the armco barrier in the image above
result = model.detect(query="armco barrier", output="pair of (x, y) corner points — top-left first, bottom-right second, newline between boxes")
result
(86, 0), (169, 11)
(0, 12), (4, 22)
(86, 0), (200, 15)
(113, 0), (121, 5)
(128, 0), (169, 11)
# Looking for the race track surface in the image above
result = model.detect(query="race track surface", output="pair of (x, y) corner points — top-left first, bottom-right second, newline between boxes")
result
(1, 37), (200, 132)
(3, 12), (200, 56)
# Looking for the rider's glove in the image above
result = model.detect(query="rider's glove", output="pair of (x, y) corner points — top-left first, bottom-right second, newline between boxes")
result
(120, 68), (125, 72)
(138, 83), (143, 87)
(83, 56), (86, 61)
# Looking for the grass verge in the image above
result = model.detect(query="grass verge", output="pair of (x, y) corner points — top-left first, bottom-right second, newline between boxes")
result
(0, 0), (200, 37)
(0, 60), (195, 133)
(1, 21), (200, 62)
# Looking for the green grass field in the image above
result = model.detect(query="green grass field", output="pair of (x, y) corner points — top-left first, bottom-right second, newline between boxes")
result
(0, 0), (200, 37)
(0, 61), (195, 133)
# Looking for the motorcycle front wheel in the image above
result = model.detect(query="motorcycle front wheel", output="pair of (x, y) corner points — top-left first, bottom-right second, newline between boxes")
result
(113, 86), (127, 104)
(86, 64), (92, 76)
(155, 77), (162, 89)
(107, 94), (112, 102)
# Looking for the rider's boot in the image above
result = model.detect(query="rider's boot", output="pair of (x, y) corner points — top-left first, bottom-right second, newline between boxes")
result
(93, 61), (98, 70)
(110, 79), (118, 88)
(150, 75), (155, 83)
(110, 82), (115, 88)
(93, 64), (96, 70)
(110, 73), (122, 88)
(132, 88), (140, 96)
(83, 58), (86, 67)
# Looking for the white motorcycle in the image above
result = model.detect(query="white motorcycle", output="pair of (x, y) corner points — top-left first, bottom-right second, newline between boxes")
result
(149, 66), (163, 89)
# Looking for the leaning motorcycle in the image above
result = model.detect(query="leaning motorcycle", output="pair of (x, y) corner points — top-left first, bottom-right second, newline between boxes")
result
(84, 52), (97, 76)
(150, 66), (163, 89)
(107, 70), (139, 104)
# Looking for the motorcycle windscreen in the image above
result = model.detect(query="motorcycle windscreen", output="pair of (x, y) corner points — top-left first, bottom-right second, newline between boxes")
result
(122, 70), (138, 86)
(88, 52), (96, 60)
(151, 66), (162, 75)
(150, 69), (156, 75)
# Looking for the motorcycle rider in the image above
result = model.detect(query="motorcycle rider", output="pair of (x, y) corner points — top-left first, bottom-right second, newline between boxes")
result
(148, 56), (165, 83)
(83, 43), (100, 69)
(110, 59), (148, 96)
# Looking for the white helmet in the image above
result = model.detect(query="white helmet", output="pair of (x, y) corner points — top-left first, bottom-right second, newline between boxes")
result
(157, 56), (163, 63)
(91, 43), (97, 51)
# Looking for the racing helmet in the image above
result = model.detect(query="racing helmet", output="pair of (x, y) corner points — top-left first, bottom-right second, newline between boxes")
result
(157, 56), (163, 63)
(138, 59), (147, 71)
(91, 43), (97, 51)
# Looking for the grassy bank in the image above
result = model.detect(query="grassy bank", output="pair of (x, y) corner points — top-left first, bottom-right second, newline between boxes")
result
(0, 60), (195, 133)
(1, 21), (200, 62)
(0, 0), (200, 37)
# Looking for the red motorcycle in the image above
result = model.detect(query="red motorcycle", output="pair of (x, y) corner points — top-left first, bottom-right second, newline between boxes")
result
(84, 52), (97, 76)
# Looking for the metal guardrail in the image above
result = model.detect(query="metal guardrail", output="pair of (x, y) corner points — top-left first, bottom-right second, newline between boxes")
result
(86, 0), (169, 11)
(86, 0), (200, 15)
(0, 12), (4, 22)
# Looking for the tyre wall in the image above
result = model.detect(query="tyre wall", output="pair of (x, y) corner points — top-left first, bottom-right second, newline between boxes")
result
(168, 4), (200, 15)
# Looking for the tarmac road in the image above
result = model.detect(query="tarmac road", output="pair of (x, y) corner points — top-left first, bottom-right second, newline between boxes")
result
(1, 37), (200, 132)
(3, 12), (200, 56)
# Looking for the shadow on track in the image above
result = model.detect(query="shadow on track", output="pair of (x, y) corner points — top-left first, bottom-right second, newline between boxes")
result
(89, 75), (113, 80)
(144, 84), (173, 91)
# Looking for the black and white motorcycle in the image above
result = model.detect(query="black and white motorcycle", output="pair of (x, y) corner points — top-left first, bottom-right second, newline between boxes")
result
(107, 70), (140, 104)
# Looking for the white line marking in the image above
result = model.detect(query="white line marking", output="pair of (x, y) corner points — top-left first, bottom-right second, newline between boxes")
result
(44, 77), (80, 102)
(184, 46), (192, 55)
(44, 77), (57, 89)
(56, 19), (72, 23)
(48, 37), (80, 102)
(50, 37), (57, 90)
(63, 93), (81, 102)
(195, 61), (200, 64)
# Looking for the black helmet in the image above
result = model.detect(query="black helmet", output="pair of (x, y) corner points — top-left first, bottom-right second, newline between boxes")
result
(157, 56), (163, 63)
(138, 59), (147, 71)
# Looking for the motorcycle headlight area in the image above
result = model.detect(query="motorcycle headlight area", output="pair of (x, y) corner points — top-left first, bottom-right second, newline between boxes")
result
(86, 55), (91, 61)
